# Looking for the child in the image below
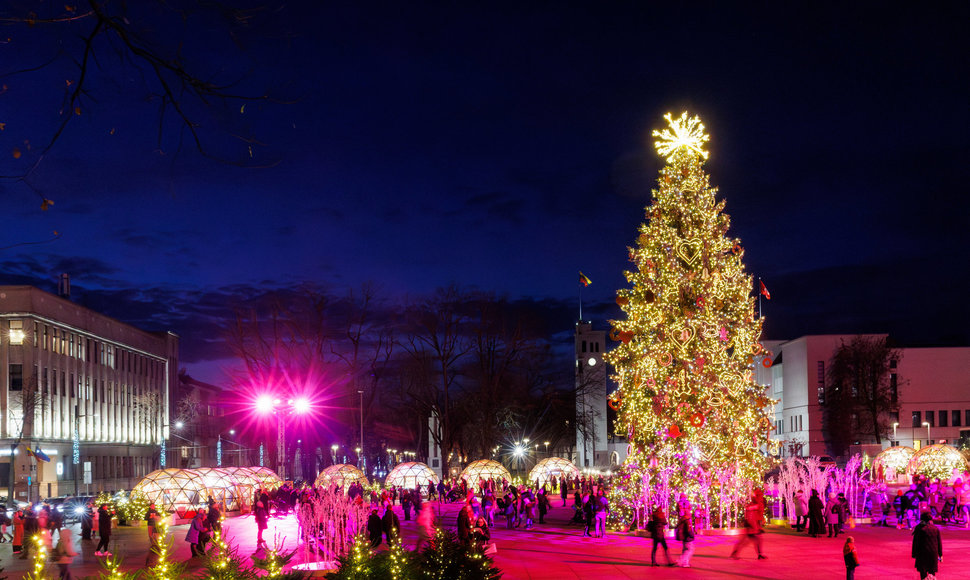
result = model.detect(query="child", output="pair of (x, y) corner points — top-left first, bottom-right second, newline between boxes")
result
(843, 536), (860, 580)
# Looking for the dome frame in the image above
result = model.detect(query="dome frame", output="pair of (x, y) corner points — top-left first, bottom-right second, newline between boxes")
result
(528, 457), (580, 488)
(385, 462), (439, 490)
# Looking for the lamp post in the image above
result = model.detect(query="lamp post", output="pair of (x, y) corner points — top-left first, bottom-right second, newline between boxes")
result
(892, 422), (899, 444)
(331, 445), (339, 466)
(544, 441), (550, 456)
(922, 421), (931, 445)
(255, 395), (311, 481)
(358, 390), (365, 471)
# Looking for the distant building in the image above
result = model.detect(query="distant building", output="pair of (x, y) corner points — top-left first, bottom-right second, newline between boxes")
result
(0, 285), (177, 500)
(574, 321), (628, 470)
(766, 334), (970, 457)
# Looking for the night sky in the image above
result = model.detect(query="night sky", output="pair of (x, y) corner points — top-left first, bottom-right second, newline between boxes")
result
(1, 2), (968, 384)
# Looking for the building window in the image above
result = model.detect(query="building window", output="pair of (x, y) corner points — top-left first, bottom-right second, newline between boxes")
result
(940, 411), (948, 427)
(816, 361), (825, 405)
(925, 411), (935, 427)
(954, 410), (961, 427)
(8, 320), (24, 345)
(890, 373), (898, 405)
(9, 364), (23, 391)
(912, 411), (922, 428)
(581, 341), (587, 353)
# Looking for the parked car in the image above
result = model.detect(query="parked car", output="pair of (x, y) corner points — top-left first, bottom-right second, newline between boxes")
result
(59, 496), (96, 522)
(817, 455), (837, 468)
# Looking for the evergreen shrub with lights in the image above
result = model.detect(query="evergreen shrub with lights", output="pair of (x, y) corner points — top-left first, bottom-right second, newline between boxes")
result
(605, 112), (775, 528)
(329, 529), (501, 580)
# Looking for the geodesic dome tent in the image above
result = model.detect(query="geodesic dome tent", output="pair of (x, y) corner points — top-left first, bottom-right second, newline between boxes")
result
(528, 457), (580, 488)
(194, 467), (245, 512)
(873, 446), (915, 481)
(132, 468), (209, 514)
(385, 462), (439, 490)
(908, 444), (969, 481)
(315, 464), (369, 490)
(459, 460), (511, 490)
(248, 466), (283, 490)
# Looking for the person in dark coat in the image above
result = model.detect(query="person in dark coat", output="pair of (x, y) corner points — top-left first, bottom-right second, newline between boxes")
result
(382, 507), (400, 543)
(456, 504), (474, 548)
(401, 490), (412, 521)
(649, 507), (675, 566)
(911, 511), (942, 579)
(206, 500), (222, 535)
(21, 509), (39, 559)
(254, 500), (269, 549)
(95, 504), (113, 556)
(808, 489), (825, 537)
(367, 510), (383, 548)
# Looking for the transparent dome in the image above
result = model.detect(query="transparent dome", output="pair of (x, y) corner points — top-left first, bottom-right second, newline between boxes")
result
(527, 457), (580, 488)
(315, 463), (369, 489)
(908, 444), (968, 481)
(132, 468), (209, 513)
(873, 446), (915, 479)
(459, 460), (511, 490)
(385, 462), (439, 490)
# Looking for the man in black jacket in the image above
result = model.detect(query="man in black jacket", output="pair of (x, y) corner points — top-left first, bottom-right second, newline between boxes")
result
(912, 512), (942, 579)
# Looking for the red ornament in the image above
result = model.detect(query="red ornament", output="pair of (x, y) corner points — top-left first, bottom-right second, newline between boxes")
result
(616, 296), (629, 306)
(620, 331), (635, 344)
(762, 357), (773, 368)
(609, 328), (620, 341)
(668, 424), (682, 438)
(694, 356), (706, 371)
(608, 398), (621, 411)
(690, 412), (705, 428)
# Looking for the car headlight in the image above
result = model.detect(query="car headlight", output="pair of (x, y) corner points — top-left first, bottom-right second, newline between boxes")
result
(74, 507), (85, 516)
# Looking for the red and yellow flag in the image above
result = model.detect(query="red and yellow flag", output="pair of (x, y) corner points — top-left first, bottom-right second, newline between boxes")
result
(579, 271), (592, 287)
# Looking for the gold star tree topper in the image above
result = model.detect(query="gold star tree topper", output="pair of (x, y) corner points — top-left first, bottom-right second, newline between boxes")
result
(652, 112), (710, 162)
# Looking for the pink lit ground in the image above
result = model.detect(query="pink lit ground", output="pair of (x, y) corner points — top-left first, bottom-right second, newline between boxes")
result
(2, 501), (968, 579)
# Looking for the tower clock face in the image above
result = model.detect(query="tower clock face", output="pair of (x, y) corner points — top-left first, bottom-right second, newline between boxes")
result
(588, 357), (597, 366)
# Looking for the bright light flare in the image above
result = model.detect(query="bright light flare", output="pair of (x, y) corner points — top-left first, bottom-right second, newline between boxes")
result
(513, 445), (524, 458)
(290, 397), (311, 414)
(653, 111), (710, 162)
(255, 394), (276, 414)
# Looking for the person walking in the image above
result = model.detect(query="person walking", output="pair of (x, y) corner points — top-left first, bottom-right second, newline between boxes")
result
(730, 492), (767, 560)
(402, 489), (413, 521)
(595, 491), (609, 538)
(52, 520), (79, 580)
(560, 478), (569, 507)
(367, 509), (383, 548)
(12, 507), (24, 554)
(808, 489), (824, 537)
(911, 511), (942, 579)
(649, 507), (675, 566)
(415, 502), (436, 552)
(145, 503), (162, 566)
(581, 494), (594, 537)
(253, 499), (269, 549)
(794, 489), (808, 532)
(825, 492), (842, 538)
(843, 535), (860, 580)
(185, 510), (208, 557)
(382, 506), (400, 544)
(676, 494), (695, 567)
(94, 504), (113, 556)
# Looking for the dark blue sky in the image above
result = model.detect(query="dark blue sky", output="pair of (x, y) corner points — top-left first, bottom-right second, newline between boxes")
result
(2, 2), (968, 383)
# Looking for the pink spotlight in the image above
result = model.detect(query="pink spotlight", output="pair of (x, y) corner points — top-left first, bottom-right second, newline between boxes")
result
(255, 394), (276, 414)
(291, 397), (311, 414)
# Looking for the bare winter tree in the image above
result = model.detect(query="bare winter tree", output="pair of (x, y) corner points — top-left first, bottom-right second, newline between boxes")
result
(7, 371), (39, 502)
(823, 335), (902, 457)
(1, 1), (284, 207)
(400, 285), (473, 469)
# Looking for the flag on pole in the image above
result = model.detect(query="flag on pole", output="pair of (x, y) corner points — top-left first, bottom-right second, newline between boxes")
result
(579, 271), (592, 287)
(759, 279), (771, 300)
(25, 446), (50, 462)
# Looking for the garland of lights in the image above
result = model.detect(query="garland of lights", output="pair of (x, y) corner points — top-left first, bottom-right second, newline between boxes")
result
(605, 111), (775, 528)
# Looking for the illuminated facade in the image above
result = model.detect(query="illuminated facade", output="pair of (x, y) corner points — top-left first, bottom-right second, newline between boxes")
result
(766, 335), (970, 457)
(0, 285), (177, 500)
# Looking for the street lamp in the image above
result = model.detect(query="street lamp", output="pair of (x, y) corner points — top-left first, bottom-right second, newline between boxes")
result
(358, 390), (365, 471)
(331, 444), (339, 465)
(544, 441), (550, 456)
(892, 422), (899, 443)
(922, 421), (931, 445)
(255, 395), (311, 481)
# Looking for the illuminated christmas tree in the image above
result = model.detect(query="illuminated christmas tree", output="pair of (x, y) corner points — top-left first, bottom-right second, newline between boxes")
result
(605, 112), (774, 527)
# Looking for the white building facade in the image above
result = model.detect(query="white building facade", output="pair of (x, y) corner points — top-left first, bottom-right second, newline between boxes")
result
(0, 286), (178, 500)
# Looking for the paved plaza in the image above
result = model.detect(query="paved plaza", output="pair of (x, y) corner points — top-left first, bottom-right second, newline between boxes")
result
(1, 501), (968, 579)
